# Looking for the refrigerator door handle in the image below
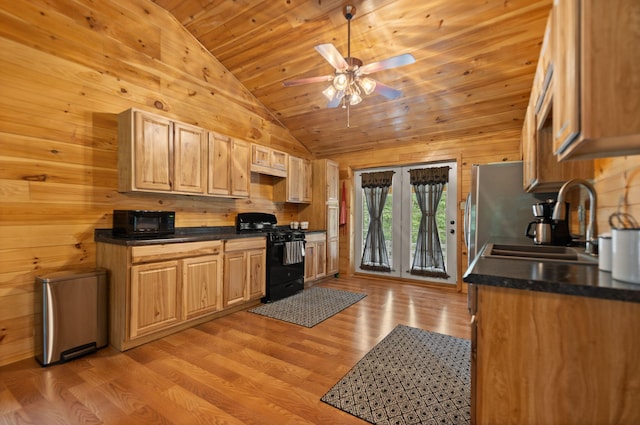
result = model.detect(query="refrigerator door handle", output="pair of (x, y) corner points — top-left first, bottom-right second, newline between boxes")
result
(463, 193), (471, 248)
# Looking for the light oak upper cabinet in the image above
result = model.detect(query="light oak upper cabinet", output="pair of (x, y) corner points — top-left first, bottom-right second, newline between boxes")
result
(522, 12), (592, 192)
(118, 109), (173, 193)
(208, 132), (250, 198)
(553, 0), (640, 160)
(300, 159), (340, 276)
(223, 238), (266, 308)
(119, 108), (207, 195)
(118, 108), (249, 198)
(173, 122), (207, 194)
(274, 155), (312, 203)
(250, 144), (288, 177)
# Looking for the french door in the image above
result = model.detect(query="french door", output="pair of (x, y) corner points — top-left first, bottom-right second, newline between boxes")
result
(354, 161), (457, 284)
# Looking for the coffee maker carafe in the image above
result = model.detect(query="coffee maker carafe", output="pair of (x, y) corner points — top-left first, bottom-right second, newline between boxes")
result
(526, 199), (571, 245)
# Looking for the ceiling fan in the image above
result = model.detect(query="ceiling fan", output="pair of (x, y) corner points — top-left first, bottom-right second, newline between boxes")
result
(283, 4), (415, 123)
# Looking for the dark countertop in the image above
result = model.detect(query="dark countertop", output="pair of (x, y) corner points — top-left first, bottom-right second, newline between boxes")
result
(94, 226), (327, 246)
(463, 240), (640, 303)
(95, 226), (263, 246)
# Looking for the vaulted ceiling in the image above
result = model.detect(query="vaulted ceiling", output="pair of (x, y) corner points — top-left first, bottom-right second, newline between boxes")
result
(152, 0), (552, 157)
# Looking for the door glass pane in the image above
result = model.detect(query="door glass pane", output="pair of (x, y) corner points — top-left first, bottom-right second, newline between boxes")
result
(360, 188), (394, 268)
(409, 185), (448, 269)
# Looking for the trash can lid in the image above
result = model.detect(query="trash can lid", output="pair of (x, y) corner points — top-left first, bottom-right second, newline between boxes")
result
(36, 268), (107, 283)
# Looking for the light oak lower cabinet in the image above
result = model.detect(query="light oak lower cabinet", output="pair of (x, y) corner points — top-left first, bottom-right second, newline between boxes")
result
(223, 238), (266, 307)
(304, 232), (326, 283)
(97, 238), (261, 351)
(130, 260), (180, 339)
(182, 254), (223, 320)
(473, 284), (640, 425)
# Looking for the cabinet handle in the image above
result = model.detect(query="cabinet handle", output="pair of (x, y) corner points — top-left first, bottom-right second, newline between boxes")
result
(470, 314), (477, 325)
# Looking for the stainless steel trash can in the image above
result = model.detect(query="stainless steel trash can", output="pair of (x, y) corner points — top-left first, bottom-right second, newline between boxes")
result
(35, 268), (108, 366)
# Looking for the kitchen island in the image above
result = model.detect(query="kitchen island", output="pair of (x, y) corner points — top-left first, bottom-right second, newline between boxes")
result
(464, 242), (640, 425)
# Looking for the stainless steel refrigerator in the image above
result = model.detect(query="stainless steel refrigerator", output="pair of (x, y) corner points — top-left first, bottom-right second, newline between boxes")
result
(464, 161), (554, 267)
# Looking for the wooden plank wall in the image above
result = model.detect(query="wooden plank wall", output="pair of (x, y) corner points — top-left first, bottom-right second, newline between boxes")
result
(0, 0), (308, 366)
(594, 155), (640, 233)
(327, 130), (524, 289)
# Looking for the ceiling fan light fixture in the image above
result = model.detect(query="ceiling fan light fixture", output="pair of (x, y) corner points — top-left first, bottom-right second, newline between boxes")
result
(322, 85), (337, 101)
(350, 92), (363, 105)
(282, 3), (415, 127)
(333, 73), (349, 91)
(359, 77), (376, 95)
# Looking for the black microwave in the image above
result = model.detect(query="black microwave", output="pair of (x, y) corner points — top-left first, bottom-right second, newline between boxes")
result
(112, 210), (175, 238)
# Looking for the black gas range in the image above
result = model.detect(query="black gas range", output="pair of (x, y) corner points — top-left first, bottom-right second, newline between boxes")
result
(236, 213), (305, 302)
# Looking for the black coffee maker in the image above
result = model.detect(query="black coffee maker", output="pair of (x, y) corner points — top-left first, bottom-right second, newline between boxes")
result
(525, 199), (571, 245)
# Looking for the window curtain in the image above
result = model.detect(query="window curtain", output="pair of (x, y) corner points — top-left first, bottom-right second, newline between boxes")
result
(360, 171), (394, 272)
(409, 166), (450, 279)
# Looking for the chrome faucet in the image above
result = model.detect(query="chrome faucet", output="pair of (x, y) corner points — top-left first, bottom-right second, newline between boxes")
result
(552, 178), (598, 255)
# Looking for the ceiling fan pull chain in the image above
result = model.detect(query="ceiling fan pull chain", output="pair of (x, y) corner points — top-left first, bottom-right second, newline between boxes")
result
(346, 7), (351, 61)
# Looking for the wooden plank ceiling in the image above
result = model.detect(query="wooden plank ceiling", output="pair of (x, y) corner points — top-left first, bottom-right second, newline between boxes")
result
(152, 0), (552, 157)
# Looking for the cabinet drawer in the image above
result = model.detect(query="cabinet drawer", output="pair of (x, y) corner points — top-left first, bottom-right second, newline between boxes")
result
(305, 232), (326, 243)
(131, 240), (222, 264)
(224, 237), (266, 252)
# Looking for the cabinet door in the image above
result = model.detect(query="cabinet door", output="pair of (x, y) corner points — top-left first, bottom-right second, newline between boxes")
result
(552, 0), (580, 154)
(230, 139), (250, 198)
(223, 251), (247, 307)
(133, 111), (173, 192)
(521, 102), (537, 190)
(304, 242), (316, 282)
(182, 254), (223, 320)
(287, 156), (303, 202)
(326, 203), (339, 275)
(315, 239), (327, 279)
(208, 132), (231, 196)
(247, 248), (266, 300)
(130, 260), (180, 339)
(302, 158), (312, 203)
(271, 149), (287, 173)
(326, 239), (339, 277)
(251, 144), (271, 168)
(174, 122), (206, 194)
(326, 160), (339, 202)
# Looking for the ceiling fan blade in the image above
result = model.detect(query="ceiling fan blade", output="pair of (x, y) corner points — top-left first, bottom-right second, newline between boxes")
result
(359, 53), (416, 75)
(374, 81), (403, 100)
(315, 44), (349, 71)
(283, 75), (333, 87)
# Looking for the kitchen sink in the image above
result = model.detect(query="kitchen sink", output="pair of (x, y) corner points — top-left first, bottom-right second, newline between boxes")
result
(482, 243), (598, 265)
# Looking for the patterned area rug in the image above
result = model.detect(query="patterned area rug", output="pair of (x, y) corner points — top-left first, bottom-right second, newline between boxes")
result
(248, 287), (366, 327)
(321, 325), (471, 425)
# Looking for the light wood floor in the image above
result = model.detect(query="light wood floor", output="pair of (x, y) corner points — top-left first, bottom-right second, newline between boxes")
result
(0, 276), (471, 425)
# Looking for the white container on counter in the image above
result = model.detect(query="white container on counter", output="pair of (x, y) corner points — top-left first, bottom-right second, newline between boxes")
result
(612, 228), (640, 284)
(598, 234), (612, 272)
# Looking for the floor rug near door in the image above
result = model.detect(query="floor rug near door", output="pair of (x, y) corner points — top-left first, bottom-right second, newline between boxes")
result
(249, 287), (366, 327)
(321, 324), (471, 425)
